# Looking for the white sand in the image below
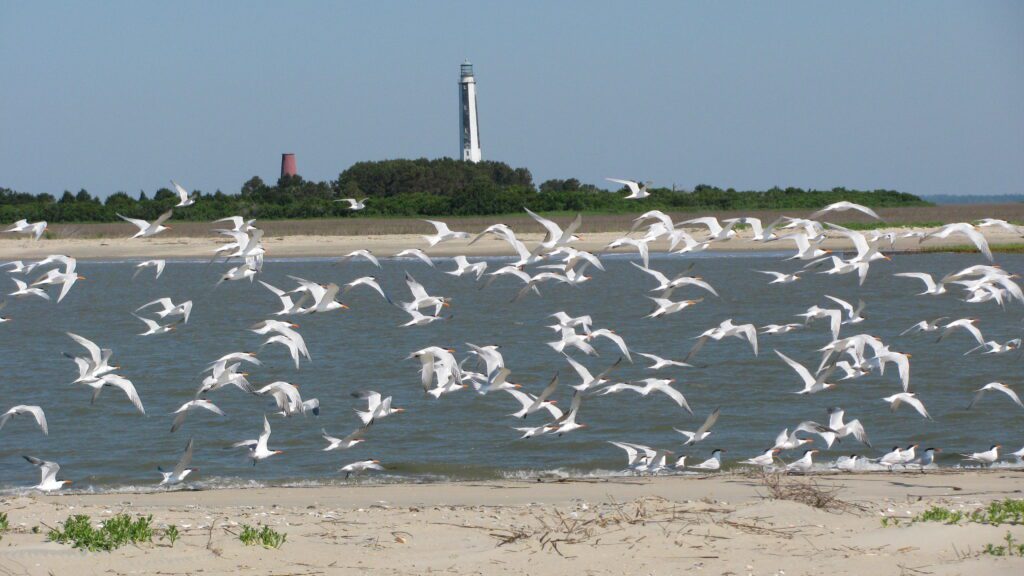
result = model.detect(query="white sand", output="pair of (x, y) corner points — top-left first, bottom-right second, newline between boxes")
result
(1, 472), (1022, 575)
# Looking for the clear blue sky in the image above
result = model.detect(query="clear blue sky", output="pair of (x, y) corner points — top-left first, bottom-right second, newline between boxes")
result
(2, 1), (1021, 198)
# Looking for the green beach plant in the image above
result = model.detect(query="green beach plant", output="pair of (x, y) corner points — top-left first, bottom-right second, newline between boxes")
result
(238, 524), (287, 549)
(47, 514), (154, 552)
(161, 524), (180, 546)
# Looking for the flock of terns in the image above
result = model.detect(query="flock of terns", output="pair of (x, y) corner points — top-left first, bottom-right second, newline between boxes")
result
(2, 181), (1024, 491)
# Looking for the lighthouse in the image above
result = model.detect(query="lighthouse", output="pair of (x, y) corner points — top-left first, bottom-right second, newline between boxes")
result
(459, 61), (482, 163)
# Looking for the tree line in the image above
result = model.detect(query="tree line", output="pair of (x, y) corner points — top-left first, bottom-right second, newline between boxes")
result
(1, 157), (928, 223)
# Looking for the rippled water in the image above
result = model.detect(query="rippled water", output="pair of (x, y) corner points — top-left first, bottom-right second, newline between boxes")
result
(0, 251), (1021, 492)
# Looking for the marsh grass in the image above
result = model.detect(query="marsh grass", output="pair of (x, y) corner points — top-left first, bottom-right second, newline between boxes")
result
(38, 203), (1024, 239)
(0, 512), (8, 541)
(916, 243), (1024, 254)
(238, 524), (287, 549)
(47, 514), (154, 552)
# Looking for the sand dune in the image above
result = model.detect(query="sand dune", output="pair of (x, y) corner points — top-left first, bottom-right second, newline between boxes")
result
(1, 471), (1022, 575)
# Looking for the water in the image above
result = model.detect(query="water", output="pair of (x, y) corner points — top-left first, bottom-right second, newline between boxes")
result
(1, 251), (1020, 492)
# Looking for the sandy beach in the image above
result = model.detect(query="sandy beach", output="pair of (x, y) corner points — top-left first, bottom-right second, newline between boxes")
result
(1, 227), (1021, 261)
(0, 472), (1020, 575)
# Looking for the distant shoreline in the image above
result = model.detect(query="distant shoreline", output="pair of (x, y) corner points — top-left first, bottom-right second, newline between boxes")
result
(1, 226), (1022, 260)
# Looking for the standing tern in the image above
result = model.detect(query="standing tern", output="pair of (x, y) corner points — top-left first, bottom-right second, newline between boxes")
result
(961, 445), (1001, 467)
(877, 447), (904, 470)
(689, 449), (724, 471)
(740, 448), (780, 468)
(786, 449), (819, 473)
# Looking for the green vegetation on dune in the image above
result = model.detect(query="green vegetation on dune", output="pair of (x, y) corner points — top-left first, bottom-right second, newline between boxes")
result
(47, 514), (155, 552)
(916, 243), (1024, 254)
(2, 158), (928, 224)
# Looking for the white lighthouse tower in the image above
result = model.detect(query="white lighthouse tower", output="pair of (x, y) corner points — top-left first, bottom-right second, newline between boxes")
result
(459, 60), (482, 163)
